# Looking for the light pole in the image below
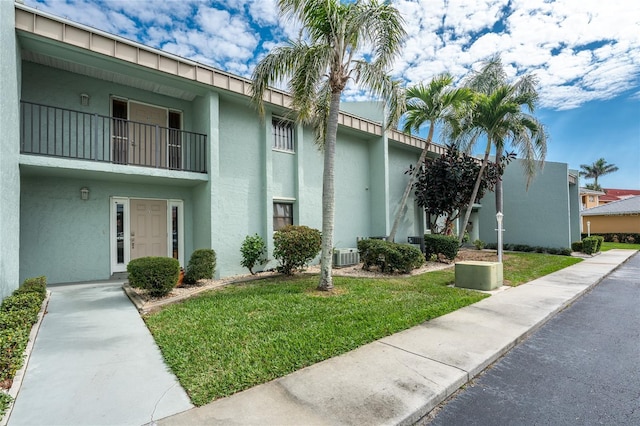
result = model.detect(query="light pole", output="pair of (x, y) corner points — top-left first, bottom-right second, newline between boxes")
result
(496, 211), (504, 263)
(587, 221), (591, 237)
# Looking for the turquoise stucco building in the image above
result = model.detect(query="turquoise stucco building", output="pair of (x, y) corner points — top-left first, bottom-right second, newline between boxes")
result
(0, 2), (580, 298)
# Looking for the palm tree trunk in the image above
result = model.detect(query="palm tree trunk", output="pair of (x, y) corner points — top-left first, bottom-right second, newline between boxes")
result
(318, 91), (341, 291)
(458, 141), (492, 244)
(388, 124), (435, 242)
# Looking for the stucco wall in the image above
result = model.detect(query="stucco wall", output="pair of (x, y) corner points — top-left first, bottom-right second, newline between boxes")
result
(20, 175), (195, 284)
(21, 62), (195, 130)
(388, 143), (422, 242)
(478, 159), (574, 249)
(0, 1), (21, 298)
(581, 215), (640, 234)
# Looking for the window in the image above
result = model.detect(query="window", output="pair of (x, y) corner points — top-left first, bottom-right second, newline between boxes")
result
(588, 196), (595, 202)
(272, 118), (294, 152)
(273, 203), (293, 231)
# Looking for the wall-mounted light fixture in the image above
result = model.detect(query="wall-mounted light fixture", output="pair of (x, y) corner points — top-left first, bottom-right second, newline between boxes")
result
(80, 93), (90, 106)
(80, 187), (90, 201)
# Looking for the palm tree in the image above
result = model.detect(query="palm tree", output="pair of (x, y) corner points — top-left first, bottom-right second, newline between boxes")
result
(579, 158), (618, 191)
(251, 0), (405, 291)
(454, 83), (547, 244)
(387, 74), (473, 242)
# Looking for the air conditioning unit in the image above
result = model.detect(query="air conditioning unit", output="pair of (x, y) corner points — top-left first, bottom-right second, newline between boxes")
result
(333, 248), (360, 267)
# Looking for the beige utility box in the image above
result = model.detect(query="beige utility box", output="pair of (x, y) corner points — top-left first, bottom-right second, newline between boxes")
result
(455, 261), (503, 290)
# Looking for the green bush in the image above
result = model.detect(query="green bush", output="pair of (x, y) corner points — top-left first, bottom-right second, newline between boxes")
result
(127, 257), (180, 297)
(0, 327), (29, 384)
(0, 392), (12, 419)
(184, 249), (217, 284)
(0, 293), (42, 321)
(571, 241), (583, 252)
(240, 234), (268, 275)
(424, 234), (459, 261)
(473, 239), (485, 250)
(593, 235), (604, 252)
(581, 233), (639, 244)
(581, 237), (598, 255)
(357, 239), (424, 273)
(13, 276), (47, 299)
(273, 225), (321, 275)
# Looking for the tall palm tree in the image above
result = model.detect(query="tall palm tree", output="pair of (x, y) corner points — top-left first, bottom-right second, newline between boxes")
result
(462, 55), (540, 218)
(252, 0), (405, 291)
(579, 158), (618, 191)
(387, 74), (473, 242)
(454, 83), (547, 244)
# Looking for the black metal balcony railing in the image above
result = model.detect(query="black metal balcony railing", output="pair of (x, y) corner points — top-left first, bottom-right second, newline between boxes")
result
(20, 101), (207, 173)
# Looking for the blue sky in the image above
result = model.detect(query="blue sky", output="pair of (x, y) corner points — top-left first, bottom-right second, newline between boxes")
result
(25, 0), (640, 189)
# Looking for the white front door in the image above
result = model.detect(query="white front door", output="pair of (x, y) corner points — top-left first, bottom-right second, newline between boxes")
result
(110, 197), (184, 274)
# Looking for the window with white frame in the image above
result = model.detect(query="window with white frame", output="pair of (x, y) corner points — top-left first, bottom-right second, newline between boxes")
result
(272, 118), (294, 152)
(273, 202), (294, 231)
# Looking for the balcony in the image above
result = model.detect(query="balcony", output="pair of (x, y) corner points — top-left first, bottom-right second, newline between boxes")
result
(20, 101), (207, 173)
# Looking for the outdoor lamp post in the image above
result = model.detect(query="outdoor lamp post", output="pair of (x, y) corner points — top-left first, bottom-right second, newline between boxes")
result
(496, 211), (504, 263)
(587, 221), (591, 237)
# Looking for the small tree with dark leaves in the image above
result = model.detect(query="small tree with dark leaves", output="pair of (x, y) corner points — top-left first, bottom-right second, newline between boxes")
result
(409, 144), (513, 234)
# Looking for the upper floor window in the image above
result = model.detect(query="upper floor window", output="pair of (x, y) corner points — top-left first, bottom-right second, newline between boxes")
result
(588, 196), (595, 202)
(272, 118), (294, 152)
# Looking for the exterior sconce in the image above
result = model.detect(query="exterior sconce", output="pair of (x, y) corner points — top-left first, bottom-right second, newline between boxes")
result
(80, 187), (89, 201)
(80, 93), (90, 106)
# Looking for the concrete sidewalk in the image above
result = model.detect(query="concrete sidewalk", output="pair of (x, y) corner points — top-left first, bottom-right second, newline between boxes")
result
(8, 280), (193, 426)
(156, 249), (636, 426)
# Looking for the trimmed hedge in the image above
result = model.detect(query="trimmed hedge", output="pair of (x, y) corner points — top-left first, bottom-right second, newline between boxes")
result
(485, 243), (572, 256)
(184, 249), (217, 284)
(128, 257), (180, 297)
(581, 237), (599, 255)
(357, 239), (424, 273)
(424, 234), (459, 261)
(581, 233), (639, 244)
(273, 225), (321, 275)
(571, 241), (583, 252)
(0, 276), (47, 389)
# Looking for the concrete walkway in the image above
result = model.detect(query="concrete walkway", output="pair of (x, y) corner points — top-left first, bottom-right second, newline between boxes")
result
(8, 280), (192, 426)
(156, 249), (636, 426)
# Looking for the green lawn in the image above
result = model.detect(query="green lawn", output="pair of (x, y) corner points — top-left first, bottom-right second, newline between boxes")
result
(145, 252), (582, 406)
(502, 252), (582, 286)
(600, 242), (640, 251)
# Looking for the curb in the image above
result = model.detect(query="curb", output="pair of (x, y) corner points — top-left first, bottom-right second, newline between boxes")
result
(1, 291), (51, 426)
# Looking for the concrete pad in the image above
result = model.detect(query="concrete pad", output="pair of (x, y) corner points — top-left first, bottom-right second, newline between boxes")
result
(8, 281), (193, 426)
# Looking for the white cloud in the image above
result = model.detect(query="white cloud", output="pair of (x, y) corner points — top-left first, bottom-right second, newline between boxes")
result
(24, 0), (640, 110)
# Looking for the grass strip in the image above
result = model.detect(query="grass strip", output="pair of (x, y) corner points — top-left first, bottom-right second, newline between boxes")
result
(600, 242), (640, 251)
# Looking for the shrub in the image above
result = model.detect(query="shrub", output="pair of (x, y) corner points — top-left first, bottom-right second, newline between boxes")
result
(357, 239), (424, 273)
(391, 243), (425, 273)
(571, 241), (583, 252)
(593, 235), (604, 252)
(0, 293), (42, 322)
(581, 233), (640, 244)
(473, 239), (485, 250)
(184, 249), (217, 284)
(13, 276), (47, 299)
(273, 225), (321, 275)
(560, 248), (572, 256)
(581, 237), (598, 255)
(424, 234), (459, 262)
(240, 234), (268, 275)
(127, 257), (180, 297)
(0, 327), (29, 384)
